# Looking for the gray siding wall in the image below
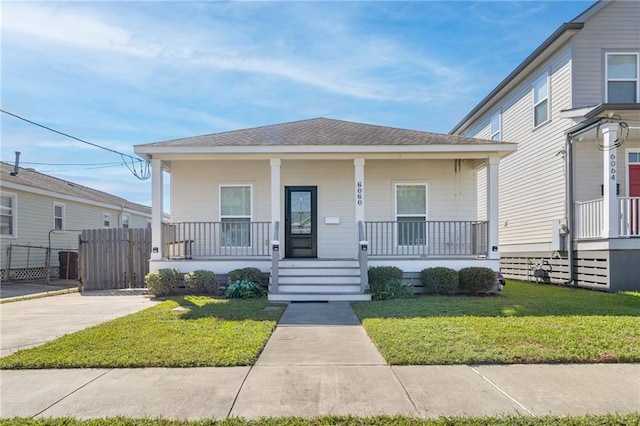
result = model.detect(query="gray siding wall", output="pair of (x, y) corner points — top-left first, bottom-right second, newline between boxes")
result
(572, 1), (640, 106)
(464, 45), (573, 248)
(0, 187), (149, 270)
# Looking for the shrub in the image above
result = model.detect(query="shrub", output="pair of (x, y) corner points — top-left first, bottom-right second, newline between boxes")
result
(387, 279), (414, 299)
(225, 280), (265, 299)
(421, 267), (458, 295)
(459, 267), (498, 295)
(183, 270), (218, 295)
(367, 266), (410, 301)
(368, 266), (403, 288)
(145, 268), (180, 297)
(228, 267), (264, 286)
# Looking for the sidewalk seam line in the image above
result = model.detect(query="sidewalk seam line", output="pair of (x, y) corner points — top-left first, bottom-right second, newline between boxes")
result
(469, 366), (534, 416)
(227, 365), (253, 418)
(390, 366), (421, 416)
(31, 368), (114, 418)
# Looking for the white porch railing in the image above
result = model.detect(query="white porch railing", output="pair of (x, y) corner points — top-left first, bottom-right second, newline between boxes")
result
(575, 199), (603, 239)
(619, 197), (640, 237)
(365, 220), (488, 257)
(575, 197), (640, 239)
(162, 221), (271, 258)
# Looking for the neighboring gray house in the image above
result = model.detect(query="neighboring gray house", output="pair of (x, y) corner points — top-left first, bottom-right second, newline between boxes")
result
(134, 118), (516, 301)
(451, 0), (640, 291)
(0, 162), (151, 282)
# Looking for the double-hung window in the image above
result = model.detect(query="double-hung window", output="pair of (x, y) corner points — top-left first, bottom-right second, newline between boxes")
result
(1, 194), (16, 237)
(490, 111), (501, 141)
(533, 72), (550, 127)
(220, 185), (252, 247)
(53, 202), (65, 230)
(396, 184), (427, 246)
(606, 53), (639, 103)
(103, 213), (111, 227)
(122, 214), (130, 229)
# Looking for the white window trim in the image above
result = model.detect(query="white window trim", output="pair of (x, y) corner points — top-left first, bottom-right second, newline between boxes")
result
(394, 183), (429, 247)
(490, 110), (502, 141)
(605, 52), (640, 103)
(103, 212), (112, 228)
(532, 71), (550, 128)
(121, 213), (130, 229)
(219, 184), (253, 248)
(625, 148), (640, 197)
(53, 202), (66, 231)
(1, 192), (18, 238)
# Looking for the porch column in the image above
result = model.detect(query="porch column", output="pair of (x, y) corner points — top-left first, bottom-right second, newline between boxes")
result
(150, 158), (163, 261)
(601, 124), (619, 238)
(270, 159), (281, 231)
(486, 157), (500, 259)
(354, 159), (365, 224)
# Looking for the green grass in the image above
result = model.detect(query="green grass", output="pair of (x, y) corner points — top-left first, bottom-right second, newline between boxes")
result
(352, 281), (640, 365)
(0, 296), (285, 369)
(1, 414), (639, 425)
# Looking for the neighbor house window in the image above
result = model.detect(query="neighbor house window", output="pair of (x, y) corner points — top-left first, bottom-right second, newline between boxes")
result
(533, 72), (550, 127)
(606, 53), (639, 103)
(103, 213), (111, 227)
(220, 185), (252, 247)
(122, 214), (130, 229)
(395, 184), (427, 246)
(490, 111), (501, 141)
(1, 193), (16, 237)
(53, 202), (65, 230)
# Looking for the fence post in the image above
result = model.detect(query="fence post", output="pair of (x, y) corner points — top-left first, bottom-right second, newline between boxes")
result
(44, 247), (51, 285)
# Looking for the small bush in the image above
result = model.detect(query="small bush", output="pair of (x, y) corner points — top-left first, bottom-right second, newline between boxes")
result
(387, 279), (414, 299)
(183, 270), (218, 295)
(368, 266), (403, 288)
(228, 267), (264, 286)
(145, 268), (180, 297)
(421, 267), (458, 295)
(459, 267), (498, 295)
(225, 279), (265, 299)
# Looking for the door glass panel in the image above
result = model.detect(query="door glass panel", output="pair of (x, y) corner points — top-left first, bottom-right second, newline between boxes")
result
(290, 191), (311, 235)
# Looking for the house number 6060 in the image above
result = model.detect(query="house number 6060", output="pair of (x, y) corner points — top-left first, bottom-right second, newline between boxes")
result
(356, 181), (363, 205)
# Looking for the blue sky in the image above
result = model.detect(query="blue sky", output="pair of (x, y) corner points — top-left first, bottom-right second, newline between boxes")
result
(1, 0), (595, 207)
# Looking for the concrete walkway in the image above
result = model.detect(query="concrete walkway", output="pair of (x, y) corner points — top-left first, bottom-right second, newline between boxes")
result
(1, 301), (639, 420)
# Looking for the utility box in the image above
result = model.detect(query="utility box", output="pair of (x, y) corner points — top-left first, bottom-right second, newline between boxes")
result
(550, 220), (566, 252)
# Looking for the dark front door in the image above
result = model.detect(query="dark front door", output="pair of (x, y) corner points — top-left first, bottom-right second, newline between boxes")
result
(285, 186), (317, 258)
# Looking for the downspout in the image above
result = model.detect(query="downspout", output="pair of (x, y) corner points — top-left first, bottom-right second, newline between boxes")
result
(564, 118), (605, 285)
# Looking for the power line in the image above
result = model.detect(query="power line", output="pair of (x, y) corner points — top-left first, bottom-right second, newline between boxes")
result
(1, 109), (150, 180)
(1, 160), (123, 166)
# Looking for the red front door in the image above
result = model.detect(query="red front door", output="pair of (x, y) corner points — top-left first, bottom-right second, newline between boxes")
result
(629, 164), (640, 236)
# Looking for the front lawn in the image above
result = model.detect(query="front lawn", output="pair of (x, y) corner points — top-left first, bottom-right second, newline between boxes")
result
(352, 281), (640, 365)
(0, 297), (285, 369)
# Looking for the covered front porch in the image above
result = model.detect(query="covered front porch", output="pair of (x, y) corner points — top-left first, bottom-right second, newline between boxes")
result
(134, 118), (516, 301)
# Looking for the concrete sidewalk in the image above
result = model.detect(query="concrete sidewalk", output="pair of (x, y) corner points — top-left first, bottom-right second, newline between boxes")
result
(1, 302), (639, 420)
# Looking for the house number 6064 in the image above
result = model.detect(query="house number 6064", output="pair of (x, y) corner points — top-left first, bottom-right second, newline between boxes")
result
(356, 181), (363, 205)
(610, 153), (616, 181)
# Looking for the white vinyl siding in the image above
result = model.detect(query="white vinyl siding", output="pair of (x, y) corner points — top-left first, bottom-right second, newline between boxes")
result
(490, 111), (501, 141)
(103, 213), (111, 227)
(605, 52), (639, 103)
(533, 72), (550, 127)
(1, 193), (17, 237)
(572, 1), (640, 106)
(220, 185), (252, 247)
(462, 44), (571, 248)
(53, 202), (65, 230)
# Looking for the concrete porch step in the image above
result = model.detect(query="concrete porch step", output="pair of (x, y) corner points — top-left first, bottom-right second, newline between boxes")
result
(278, 275), (361, 285)
(279, 259), (359, 268)
(277, 284), (362, 293)
(278, 267), (360, 276)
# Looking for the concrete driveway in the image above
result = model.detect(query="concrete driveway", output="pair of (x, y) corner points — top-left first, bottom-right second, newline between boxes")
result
(0, 289), (159, 357)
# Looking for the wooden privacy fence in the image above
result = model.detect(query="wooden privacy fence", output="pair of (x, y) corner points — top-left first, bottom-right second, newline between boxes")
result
(79, 228), (151, 291)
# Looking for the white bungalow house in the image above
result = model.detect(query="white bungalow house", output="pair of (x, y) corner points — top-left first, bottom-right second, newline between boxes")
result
(0, 162), (151, 282)
(450, 0), (640, 291)
(134, 118), (516, 301)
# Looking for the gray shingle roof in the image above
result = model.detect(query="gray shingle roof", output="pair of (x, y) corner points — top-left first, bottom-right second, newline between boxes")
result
(0, 162), (150, 214)
(138, 117), (508, 148)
